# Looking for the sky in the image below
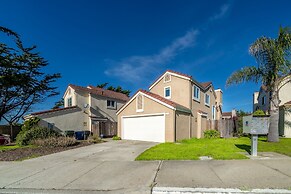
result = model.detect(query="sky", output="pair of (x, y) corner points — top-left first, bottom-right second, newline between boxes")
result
(1, 0), (291, 115)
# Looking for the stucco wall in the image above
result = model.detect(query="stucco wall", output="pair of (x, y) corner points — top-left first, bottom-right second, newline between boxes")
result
(64, 87), (77, 107)
(191, 85), (217, 137)
(150, 74), (192, 109)
(278, 78), (291, 106)
(117, 94), (175, 142)
(90, 94), (126, 122)
(176, 111), (191, 141)
(37, 108), (88, 132)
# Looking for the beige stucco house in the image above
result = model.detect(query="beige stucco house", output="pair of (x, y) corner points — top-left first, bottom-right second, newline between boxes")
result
(117, 70), (223, 142)
(253, 75), (291, 137)
(24, 84), (129, 136)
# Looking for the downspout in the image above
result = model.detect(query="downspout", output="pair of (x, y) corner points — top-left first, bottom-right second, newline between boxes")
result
(174, 111), (177, 142)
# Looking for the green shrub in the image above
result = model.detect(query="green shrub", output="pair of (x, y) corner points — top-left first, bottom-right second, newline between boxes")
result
(112, 136), (121, 140)
(88, 134), (102, 144)
(253, 109), (266, 116)
(64, 130), (75, 137)
(16, 125), (60, 146)
(32, 137), (77, 147)
(204, 129), (220, 139)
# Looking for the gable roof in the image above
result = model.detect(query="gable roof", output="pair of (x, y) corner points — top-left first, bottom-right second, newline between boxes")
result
(116, 89), (191, 115)
(148, 70), (214, 91)
(23, 106), (80, 119)
(67, 84), (129, 102)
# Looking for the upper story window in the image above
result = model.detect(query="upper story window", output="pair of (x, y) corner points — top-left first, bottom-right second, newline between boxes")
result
(164, 74), (171, 83)
(205, 94), (210, 106)
(262, 96), (266, 105)
(212, 105), (216, 120)
(193, 85), (200, 101)
(136, 94), (144, 112)
(164, 86), (171, 99)
(107, 100), (116, 109)
(67, 97), (72, 107)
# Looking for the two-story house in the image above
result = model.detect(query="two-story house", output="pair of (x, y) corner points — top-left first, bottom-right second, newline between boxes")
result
(253, 75), (291, 137)
(117, 70), (223, 142)
(24, 84), (129, 137)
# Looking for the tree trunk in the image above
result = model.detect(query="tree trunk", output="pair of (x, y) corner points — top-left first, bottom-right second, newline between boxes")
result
(268, 109), (279, 142)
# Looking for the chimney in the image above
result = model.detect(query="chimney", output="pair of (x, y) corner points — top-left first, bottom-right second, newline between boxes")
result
(215, 89), (223, 106)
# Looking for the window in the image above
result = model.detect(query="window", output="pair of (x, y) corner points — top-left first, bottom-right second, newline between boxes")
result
(164, 73), (171, 83)
(164, 86), (171, 98)
(136, 94), (144, 112)
(262, 96), (266, 105)
(107, 100), (116, 109)
(48, 123), (54, 130)
(212, 105), (216, 120)
(205, 94), (210, 106)
(193, 85), (200, 101)
(67, 97), (72, 107)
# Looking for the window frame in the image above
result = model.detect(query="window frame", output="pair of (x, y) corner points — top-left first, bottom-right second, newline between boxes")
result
(262, 96), (266, 105)
(205, 93), (210, 106)
(164, 86), (171, 99)
(212, 105), (216, 120)
(107, 100), (117, 109)
(193, 85), (200, 102)
(136, 94), (144, 112)
(67, 97), (72, 107)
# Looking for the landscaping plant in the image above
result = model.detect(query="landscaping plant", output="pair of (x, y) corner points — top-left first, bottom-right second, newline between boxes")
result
(32, 137), (77, 147)
(204, 129), (220, 139)
(112, 136), (121, 140)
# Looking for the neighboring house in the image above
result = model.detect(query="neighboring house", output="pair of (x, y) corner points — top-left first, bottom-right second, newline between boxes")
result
(222, 110), (237, 120)
(117, 70), (223, 142)
(252, 76), (291, 137)
(24, 84), (129, 137)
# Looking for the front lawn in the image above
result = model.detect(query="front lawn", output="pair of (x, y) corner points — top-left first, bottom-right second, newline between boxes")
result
(136, 137), (291, 160)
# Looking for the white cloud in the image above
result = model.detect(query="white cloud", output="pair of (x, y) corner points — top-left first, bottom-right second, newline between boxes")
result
(105, 29), (199, 83)
(210, 3), (231, 21)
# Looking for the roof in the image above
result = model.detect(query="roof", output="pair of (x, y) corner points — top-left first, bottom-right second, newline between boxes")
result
(30, 106), (79, 116)
(284, 101), (291, 105)
(68, 84), (129, 102)
(117, 89), (191, 114)
(149, 70), (214, 91)
(222, 112), (232, 117)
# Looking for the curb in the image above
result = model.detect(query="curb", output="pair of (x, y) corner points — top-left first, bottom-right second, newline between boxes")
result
(152, 187), (291, 194)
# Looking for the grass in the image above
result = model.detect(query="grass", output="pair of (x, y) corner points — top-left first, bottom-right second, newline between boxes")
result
(0, 144), (35, 151)
(136, 137), (291, 160)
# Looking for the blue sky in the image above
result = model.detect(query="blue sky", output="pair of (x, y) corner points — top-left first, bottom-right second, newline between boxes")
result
(1, 0), (291, 114)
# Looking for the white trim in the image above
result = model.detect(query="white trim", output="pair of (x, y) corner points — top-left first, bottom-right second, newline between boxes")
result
(197, 111), (208, 117)
(212, 105), (216, 120)
(164, 86), (171, 99)
(149, 71), (191, 90)
(116, 91), (176, 115)
(204, 93), (210, 106)
(193, 85), (200, 101)
(136, 94), (144, 112)
(164, 73), (171, 83)
(122, 112), (168, 118)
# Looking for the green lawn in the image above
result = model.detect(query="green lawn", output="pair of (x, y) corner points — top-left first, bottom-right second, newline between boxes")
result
(136, 137), (291, 160)
(0, 145), (34, 151)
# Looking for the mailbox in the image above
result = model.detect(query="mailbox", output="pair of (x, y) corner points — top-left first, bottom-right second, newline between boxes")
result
(243, 116), (269, 134)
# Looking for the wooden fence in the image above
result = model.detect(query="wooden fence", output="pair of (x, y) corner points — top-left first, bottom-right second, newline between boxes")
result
(207, 119), (238, 138)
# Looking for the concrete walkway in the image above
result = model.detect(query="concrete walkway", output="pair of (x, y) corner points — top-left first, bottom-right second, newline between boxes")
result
(1, 140), (291, 194)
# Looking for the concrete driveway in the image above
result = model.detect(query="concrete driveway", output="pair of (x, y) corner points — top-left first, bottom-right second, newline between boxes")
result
(0, 140), (159, 194)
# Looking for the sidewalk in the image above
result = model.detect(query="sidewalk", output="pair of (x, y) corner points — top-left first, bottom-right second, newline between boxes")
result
(153, 155), (291, 193)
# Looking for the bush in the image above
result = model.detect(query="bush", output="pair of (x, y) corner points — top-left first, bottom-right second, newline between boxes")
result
(16, 125), (60, 146)
(253, 109), (266, 116)
(112, 136), (121, 140)
(32, 137), (77, 147)
(88, 134), (102, 144)
(204, 129), (220, 139)
(64, 130), (75, 137)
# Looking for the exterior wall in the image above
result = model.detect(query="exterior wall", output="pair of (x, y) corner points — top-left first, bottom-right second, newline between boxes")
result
(256, 89), (270, 113)
(284, 108), (291, 137)
(90, 94), (125, 122)
(150, 74), (192, 109)
(278, 78), (291, 106)
(176, 111), (191, 141)
(191, 85), (217, 137)
(64, 87), (77, 107)
(215, 89), (223, 120)
(253, 92), (259, 112)
(37, 108), (88, 132)
(118, 94), (175, 142)
(279, 106), (291, 138)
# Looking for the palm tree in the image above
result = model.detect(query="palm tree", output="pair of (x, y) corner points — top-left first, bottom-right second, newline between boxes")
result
(226, 26), (291, 142)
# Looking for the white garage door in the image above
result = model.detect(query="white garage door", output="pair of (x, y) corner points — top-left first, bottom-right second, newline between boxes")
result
(122, 114), (165, 142)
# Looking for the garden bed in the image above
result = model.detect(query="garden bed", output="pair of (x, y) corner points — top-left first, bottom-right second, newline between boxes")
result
(0, 141), (94, 161)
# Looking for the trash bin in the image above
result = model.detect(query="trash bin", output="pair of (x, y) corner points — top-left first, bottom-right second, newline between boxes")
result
(74, 131), (90, 140)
